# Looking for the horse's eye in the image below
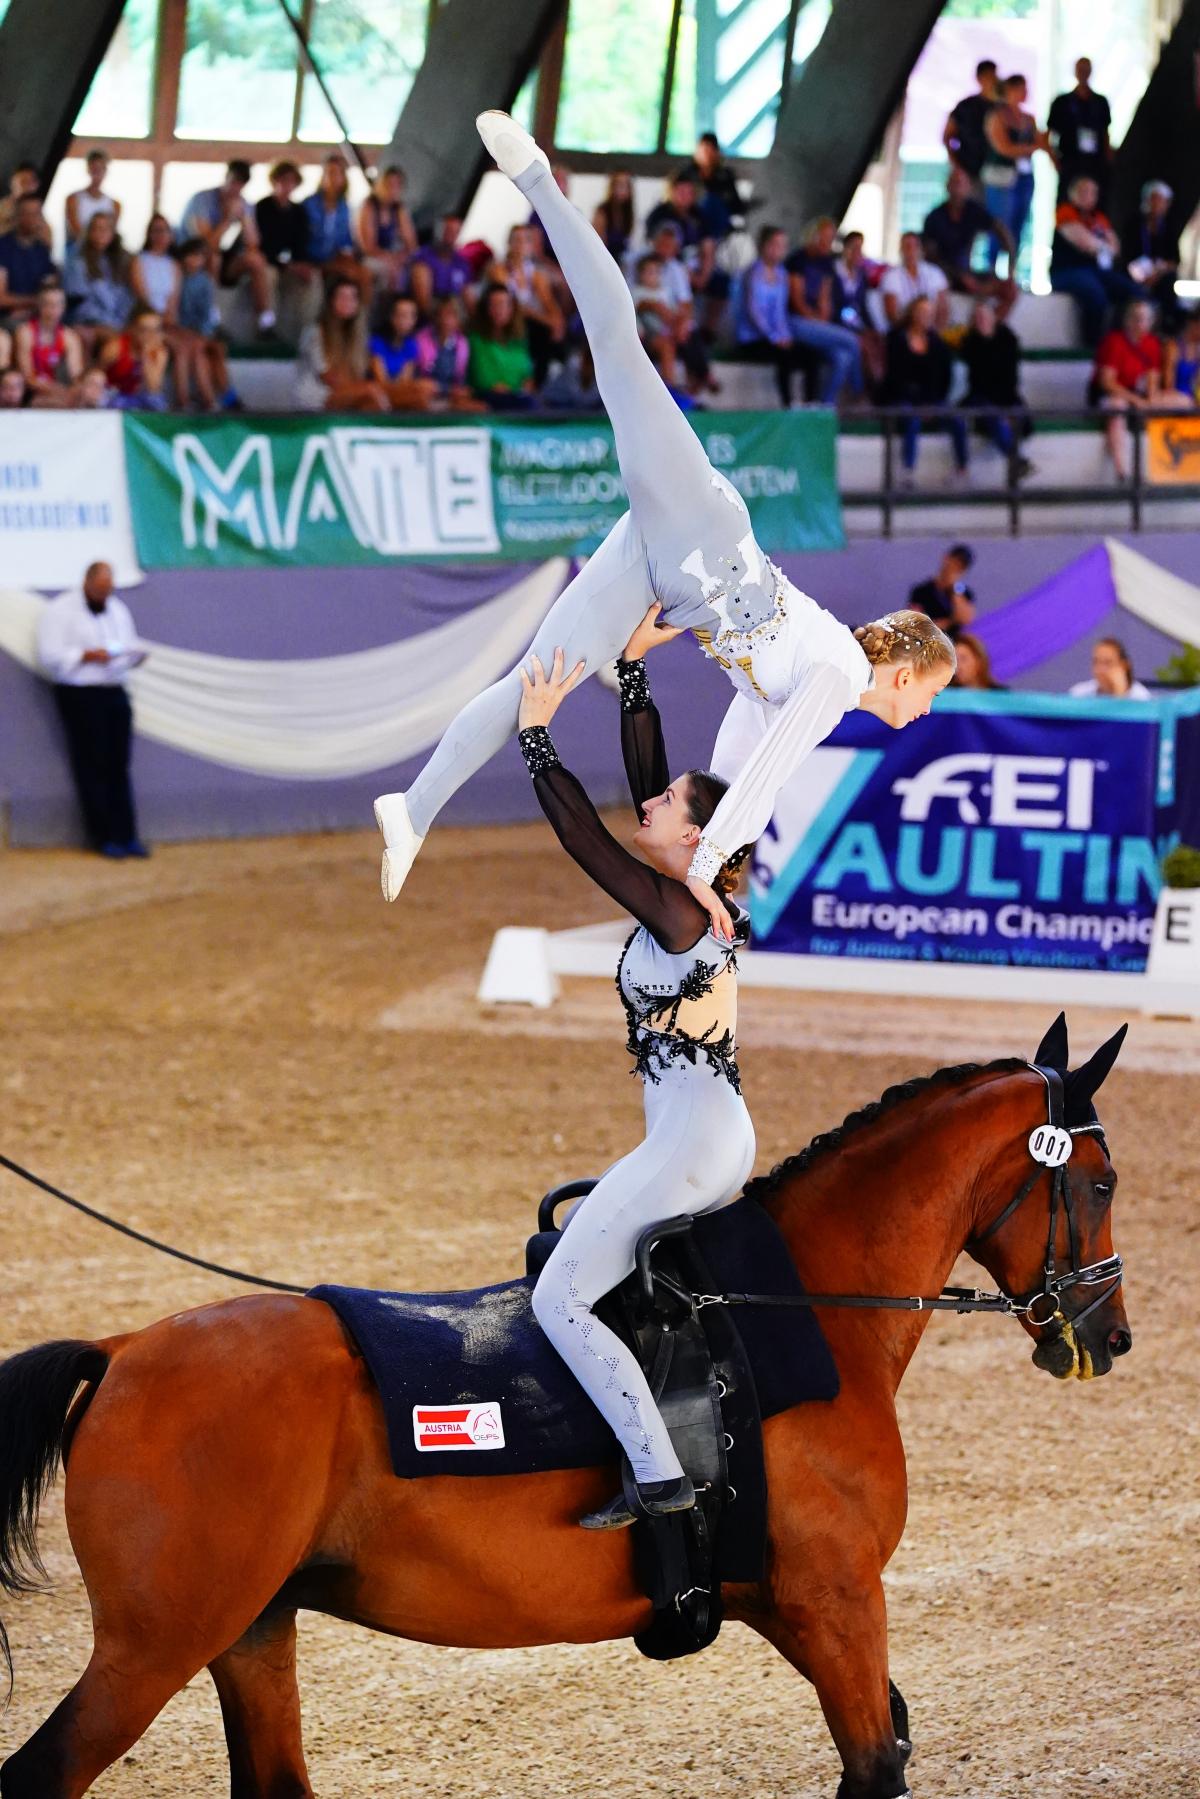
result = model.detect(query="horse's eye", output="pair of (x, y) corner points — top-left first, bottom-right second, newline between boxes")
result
(1094, 1183), (1112, 1199)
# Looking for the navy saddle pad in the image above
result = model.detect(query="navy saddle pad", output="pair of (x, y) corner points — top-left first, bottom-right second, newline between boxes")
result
(309, 1197), (838, 1481)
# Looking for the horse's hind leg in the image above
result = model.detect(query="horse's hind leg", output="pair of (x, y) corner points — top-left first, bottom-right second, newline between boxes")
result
(0, 1649), (198, 1799)
(208, 1609), (313, 1799)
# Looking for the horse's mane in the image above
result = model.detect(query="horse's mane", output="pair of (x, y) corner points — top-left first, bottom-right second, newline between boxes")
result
(743, 1057), (1028, 1203)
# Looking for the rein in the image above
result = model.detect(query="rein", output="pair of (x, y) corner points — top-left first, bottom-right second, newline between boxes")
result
(696, 1064), (1124, 1338)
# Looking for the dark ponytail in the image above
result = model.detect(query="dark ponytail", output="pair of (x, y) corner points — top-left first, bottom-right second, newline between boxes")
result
(685, 770), (753, 897)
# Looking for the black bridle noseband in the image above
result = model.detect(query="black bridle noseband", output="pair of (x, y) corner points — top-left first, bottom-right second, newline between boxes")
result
(694, 1063), (1125, 1339)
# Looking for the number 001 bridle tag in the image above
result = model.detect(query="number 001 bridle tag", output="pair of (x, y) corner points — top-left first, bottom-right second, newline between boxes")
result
(1028, 1124), (1072, 1166)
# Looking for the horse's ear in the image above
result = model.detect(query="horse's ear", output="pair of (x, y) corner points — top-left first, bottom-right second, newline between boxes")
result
(1034, 1012), (1069, 1073)
(1064, 1024), (1128, 1119)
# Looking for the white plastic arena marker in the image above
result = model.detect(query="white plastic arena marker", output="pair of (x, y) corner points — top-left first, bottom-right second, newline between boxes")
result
(413, 1403), (506, 1451)
(477, 926), (558, 1008)
(1145, 886), (1200, 1018)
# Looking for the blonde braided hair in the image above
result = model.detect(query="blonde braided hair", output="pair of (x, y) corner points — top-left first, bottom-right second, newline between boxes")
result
(853, 609), (956, 674)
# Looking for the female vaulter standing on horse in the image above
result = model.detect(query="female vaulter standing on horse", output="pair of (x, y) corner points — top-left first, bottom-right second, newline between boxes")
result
(517, 613), (755, 1528)
(375, 110), (957, 937)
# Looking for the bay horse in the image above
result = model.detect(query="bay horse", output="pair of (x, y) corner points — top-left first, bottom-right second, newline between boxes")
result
(0, 1016), (1131, 1799)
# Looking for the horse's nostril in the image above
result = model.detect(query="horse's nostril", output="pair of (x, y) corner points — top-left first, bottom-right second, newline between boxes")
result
(1109, 1327), (1132, 1357)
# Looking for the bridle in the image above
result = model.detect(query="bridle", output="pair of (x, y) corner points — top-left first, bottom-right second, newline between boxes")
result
(963, 1062), (1124, 1334)
(692, 1061), (1125, 1336)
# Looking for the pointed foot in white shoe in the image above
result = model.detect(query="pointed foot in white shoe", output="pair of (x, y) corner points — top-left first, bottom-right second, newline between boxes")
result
(374, 793), (424, 903)
(475, 110), (551, 184)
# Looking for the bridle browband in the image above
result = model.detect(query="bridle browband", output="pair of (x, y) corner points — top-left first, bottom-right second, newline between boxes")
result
(694, 1062), (1125, 1335)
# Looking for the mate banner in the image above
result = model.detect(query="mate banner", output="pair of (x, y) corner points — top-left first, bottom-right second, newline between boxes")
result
(122, 409), (843, 567)
(751, 692), (1177, 974)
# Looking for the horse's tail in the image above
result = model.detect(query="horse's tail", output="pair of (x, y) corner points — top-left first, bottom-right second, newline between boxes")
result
(0, 1339), (109, 1700)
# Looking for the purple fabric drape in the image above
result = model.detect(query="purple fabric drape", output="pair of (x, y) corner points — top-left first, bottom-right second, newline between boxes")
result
(973, 543), (1117, 679)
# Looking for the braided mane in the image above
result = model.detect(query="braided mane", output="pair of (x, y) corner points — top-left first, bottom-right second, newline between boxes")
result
(743, 1057), (1028, 1203)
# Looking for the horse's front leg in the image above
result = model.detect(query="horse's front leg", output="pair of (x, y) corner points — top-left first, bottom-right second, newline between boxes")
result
(749, 1570), (911, 1799)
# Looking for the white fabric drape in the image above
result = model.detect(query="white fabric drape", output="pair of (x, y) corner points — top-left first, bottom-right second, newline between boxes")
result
(0, 560), (568, 779)
(1105, 539), (1200, 645)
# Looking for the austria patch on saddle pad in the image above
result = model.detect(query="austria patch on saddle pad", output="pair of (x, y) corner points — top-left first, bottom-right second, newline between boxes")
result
(309, 1198), (838, 1483)
(414, 1403), (505, 1451)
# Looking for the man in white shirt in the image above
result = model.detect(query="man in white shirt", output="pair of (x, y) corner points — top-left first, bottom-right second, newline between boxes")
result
(36, 561), (150, 857)
(1069, 636), (1150, 700)
(880, 232), (950, 329)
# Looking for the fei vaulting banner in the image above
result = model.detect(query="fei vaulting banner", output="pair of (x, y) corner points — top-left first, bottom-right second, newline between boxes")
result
(120, 410), (843, 566)
(751, 691), (1177, 975)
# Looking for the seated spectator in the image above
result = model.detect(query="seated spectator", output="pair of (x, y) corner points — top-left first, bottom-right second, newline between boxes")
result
(413, 295), (484, 411)
(1049, 176), (1139, 346)
(467, 282), (536, 411)
(409, 213), (473, 314)
(182, 160), (275, 335)
(785, 216), (863, 405)
(0, 193), (57, 317)
(981, 74), (1048, 269)
(0, 320), (10, 367)
(0, 366), (31, 408)
(98, 306), (170, 410)
(492, 221), (564, 384)
(73, 365), (115, 409)
(131, 212), (179, 317)
(1091, 299), (1188, 480)
(732, 225), (806, 407)
(923, 167), (1016, 321)
(960, 299), (1033, 473)
(358, 165), (417, 294)
(369, 294), (435, 409)
(676, 131), (745, 242)
(952, 632), (1005, 691)
(15, 277), (83, 407)
(255, 160), (318, 335)
(909, 544), (975, 632)
(65, 148), (121, 245)
(883, 297), (968, 483)
(1069, 637), (1150, 699)
(944, 60), (1002, 184)
(631, 252), (684, 390)
(296, 276), (388, 413)
(593, 171), (636, 264)
(832, 230), (884, 390)
(1122, 181), (1180, 325)
(880, 232), (949, 331)
(645, 173), (717, 313)
(540, 343), (602, 412)
(133, 218), (218, 410)
(647, 220), (713, 394)
(176, 237), (238, 409)
(303, 152), (370, 301)
(1047, 58), (1111, 203)
(0, 162), (51, 242)
(1166, 313), (1200, 405)
(63, 211), (132, 337)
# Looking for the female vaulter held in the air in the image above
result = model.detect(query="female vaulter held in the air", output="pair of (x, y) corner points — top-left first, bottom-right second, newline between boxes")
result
(518, 616), (756, 1528)
(375, 111), (958, 933)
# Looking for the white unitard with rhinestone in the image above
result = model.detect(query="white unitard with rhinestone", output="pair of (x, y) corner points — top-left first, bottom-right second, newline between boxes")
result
(402, 153), (873, 882)
(522, 662), (755, 1484)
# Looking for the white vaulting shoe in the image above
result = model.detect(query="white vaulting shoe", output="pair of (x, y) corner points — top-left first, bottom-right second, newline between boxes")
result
(475, 110), (551, 184)
(374, 792), (425, 903)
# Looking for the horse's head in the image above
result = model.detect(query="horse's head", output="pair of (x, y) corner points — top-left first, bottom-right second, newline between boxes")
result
(968, 1013), (1131, 1382)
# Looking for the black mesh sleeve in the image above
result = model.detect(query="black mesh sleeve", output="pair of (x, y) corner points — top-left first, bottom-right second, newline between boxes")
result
(616, 659), (670, 815)
(530, 760), (707, 953)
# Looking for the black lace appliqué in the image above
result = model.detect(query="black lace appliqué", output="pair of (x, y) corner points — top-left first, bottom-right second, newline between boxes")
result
(614, 931), (742, 1094)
